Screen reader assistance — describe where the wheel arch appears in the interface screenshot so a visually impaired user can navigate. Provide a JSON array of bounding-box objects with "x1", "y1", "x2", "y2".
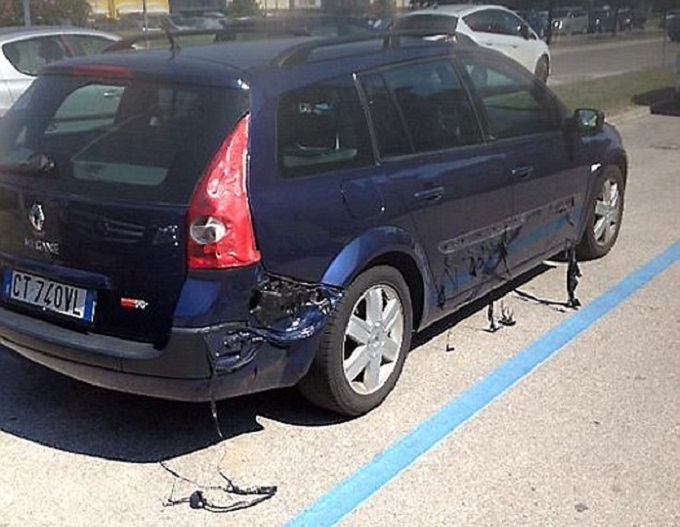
[
  {"x1": 320, "y1": 226, "x2": 431, "y2": 331},
  {"x1": 534, "y1": 54, "x2": 550, "y2": 82}
]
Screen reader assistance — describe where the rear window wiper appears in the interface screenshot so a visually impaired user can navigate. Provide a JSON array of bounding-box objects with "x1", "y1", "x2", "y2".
[{"x1": 0, "y1": 153, "x2": 56, "y2": 175}]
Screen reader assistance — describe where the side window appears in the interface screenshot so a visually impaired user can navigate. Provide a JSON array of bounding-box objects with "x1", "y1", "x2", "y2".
[
  {"x1": 462, "y1": 57, "x2": 562, "y2": 139},
  {"x1": 497, "y1": 11, "x2": 525, "y2": 36},
  {"x1": 464, "y1": 11, "x2": 495, "y2": 33},
  {"x1": 366, "y1": 60, "x2": 482, "y2": 155},
  {"x1": 47, "y1": 84, "x2": 123, "y2": 134},
  {"x1": 277, "y1": 76, "x2": 372, "y2": 176},
  {"x1": 65, "y1": 35, "x2": 116, "y2": 56},
  {"x1": 2, "y1": 44, "x2": 22, "y2": 71},
  {"x1": 360, "y1": 73, "x2": 411, "y2": 157},
  {"x1": 3, "y1": 36, "x2": 70, "y2": 76}
]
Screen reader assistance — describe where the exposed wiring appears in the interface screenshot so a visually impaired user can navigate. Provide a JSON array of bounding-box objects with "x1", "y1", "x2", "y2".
[{"x1": 160, "y1": 461, "x2": 277, "y2": 513}]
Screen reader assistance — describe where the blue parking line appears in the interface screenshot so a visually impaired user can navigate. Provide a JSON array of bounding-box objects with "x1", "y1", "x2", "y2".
[{"x1": 286, "y1": 241, "x2": 680, "y2": 527}]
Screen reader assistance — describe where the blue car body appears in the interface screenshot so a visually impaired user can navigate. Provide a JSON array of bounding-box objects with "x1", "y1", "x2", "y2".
[{"x1": 0, "y1": 36, "x2": 627, "y2": 408}]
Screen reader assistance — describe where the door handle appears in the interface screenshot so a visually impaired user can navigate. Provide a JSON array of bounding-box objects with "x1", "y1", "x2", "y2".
[
  {"x1": 414, "y1": 186, "x2": 445, "y2": 202},
  {"x1": 512, "y1": 166, "x2": 534, "y2": 179}
]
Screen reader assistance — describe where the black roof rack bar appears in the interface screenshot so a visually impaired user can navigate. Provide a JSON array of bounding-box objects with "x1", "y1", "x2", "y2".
[{"x1": 274, "y1": 29, "x2": 460, "y2": 68}]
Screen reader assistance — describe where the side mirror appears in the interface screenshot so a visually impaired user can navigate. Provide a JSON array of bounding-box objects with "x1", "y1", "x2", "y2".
[
  {"x1": 519, "y1": 24, "x2": 530, "y2": 39},
  {"x1": 567, "y1": 108, "x2": 605, "y2": 134}
]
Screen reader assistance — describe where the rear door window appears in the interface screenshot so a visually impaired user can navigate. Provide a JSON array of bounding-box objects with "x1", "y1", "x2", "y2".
[
  {"x1": 394, "y1": 14, "x2": 459, "y2": 35},
  {"x1": 3, "y1": 36, "x2": 70, "y2": 76},
  {"x1": 63, "y1": 34, "x2": 116, "y2": 55},
  {"x1": 0, "y1": 75, "x2": 248, "y2": 204},
  {"x1": 465, "y1": 9, "x2": 525, "y2": 36}
]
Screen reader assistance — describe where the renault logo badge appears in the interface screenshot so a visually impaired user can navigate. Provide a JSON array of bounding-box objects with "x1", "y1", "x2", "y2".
[{"x1": 28, "y1": 202, "x2": 45, "y2": 232}]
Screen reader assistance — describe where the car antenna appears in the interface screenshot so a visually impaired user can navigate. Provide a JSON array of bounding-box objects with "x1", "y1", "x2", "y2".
[{"x1": 160, "y1": 19, "x2": 181, "y2": 54}]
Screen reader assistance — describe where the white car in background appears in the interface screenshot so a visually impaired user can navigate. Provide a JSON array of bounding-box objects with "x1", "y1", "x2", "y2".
[
  {"x1": 394, "y1": 5, "x2": 551, "y2": 82},
  {"x1": 675, "y1": 50, "x2": 680, "y2": 102},
  {"x1": 0, "y1": 26, "x2": 119, "y2": 116}
]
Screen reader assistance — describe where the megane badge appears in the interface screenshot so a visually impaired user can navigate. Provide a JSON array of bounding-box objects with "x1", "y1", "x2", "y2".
[{"x1": 28, "y1": 202, "x2": 45, "y2": 232}]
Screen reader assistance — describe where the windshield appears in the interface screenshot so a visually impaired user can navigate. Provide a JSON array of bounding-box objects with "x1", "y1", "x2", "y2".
[
  {"x1": 0, "y1": 74, "x2": 248, "y2": 205},
  {"x1": 552, "y1": 9, "x2": 570, "y2": 18}
]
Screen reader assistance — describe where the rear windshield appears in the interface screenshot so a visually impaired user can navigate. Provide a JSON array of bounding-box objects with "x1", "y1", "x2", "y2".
[
  {"x1": 0, "y1": 74, "x2": 248, "y2": 205},
  {"x1": 394, "y1": 14, "x2": 458, "y2": 35}
]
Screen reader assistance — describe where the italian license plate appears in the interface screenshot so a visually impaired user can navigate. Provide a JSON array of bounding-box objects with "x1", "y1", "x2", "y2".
[{"x1": 2, "y1": 270, "x2": 96, "y2": 322}]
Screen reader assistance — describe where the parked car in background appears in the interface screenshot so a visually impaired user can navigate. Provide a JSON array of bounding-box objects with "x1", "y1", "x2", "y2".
[
  {"x1": 394, "y1": 5, "x2": 551, "y2": 81},
  {"x1": 588, "y1": 8, "x2": 617, "y2": 33},
  {"x1": 617, "y1": 8, "x2": 646, "y2": 31},
  {"x1": 0, "y1": 26, "x2": 119, "y2": 116},
  {"x1": 516, "y1": 9, "x2": 549, "y2": 39},
  {"x1": 551, "y1": 7, "x2": 589, "y2": 35},
  {"x1": 188, "y1": 11, "x2": 228, "y2": 30},
  {"x1": 0, "y1": 32, "x2": 626, "y2": 416},
  {"x1": 665, "y1": 10, "x2": 680, "y2": 41},
  {"x1": 675, "y1": 50, "x2": 680, "y2": 101}
]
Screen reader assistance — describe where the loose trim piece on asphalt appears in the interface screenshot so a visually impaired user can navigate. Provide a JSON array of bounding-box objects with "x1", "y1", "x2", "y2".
[{"x1": 286, "y1": 241, "x2": 680, "y2": 527}]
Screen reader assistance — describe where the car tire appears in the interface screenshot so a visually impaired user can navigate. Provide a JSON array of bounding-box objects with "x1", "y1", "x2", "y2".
[
  {"x1": 535, "y1": 55, "x2": 549, "y2": 83},
  {"x1": 298, "y1": 265, "x2": 412, "y2": 416},
  {"x1": 576, "y1": 164, "x2": 625, "y2": 260}
]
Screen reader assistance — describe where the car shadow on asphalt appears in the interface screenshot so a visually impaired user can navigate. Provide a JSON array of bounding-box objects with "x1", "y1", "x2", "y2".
[
  {"x1": 0, "y1": 350, "x2": 343, "y2": 462},
  {"x1": 635, "y1": 88, "x2": 680, "y2": 117},
  {"x1": 0, "y1": 263, "x2": 560, "y2": 463}
]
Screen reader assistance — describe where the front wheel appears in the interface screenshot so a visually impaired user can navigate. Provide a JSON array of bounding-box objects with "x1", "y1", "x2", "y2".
[
  {"x1": 298, "y1": 266, "x2": 412, "y2": 416},
  {"x1": 577, "y1": 165, "x2": 625, "y2": 260}
]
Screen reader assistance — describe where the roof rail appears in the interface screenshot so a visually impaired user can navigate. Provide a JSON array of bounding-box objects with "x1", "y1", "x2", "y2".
[
  {"x1": 104, "y1": 25, "x2": 310, "y2": 53},
  {"x1": 273, "y1": 29, "x2": 466, "y2": 68}
]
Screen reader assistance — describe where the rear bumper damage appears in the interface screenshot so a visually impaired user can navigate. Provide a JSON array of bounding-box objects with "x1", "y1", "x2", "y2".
[{"x1": 0, "y1": 273, "x2": 342, "y2": 401}]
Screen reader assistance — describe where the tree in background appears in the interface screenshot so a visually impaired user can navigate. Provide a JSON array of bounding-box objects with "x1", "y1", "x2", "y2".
[
  {"x1": 0, "y1": 0, "x2": 20, "y2": 25},
  {"x1": 323, "y1": 0, "x2": 370, "y2": 17},
  {"x1": 0, "y1": 0, "x2": 91, "y2": 26},
  {"x1": 369, "y1": 0, "x2": 396, "y2": 19},
  {"x1": 227, "y1": 0, "x2": 260, "y2": 17}
]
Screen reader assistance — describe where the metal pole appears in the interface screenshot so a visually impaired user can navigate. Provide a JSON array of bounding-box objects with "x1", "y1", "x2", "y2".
[
  {"x1": 22, "y1": 0, "x2": 31, "y2": 26},
  {"x1": 142, "y1": 0, "x2": 148, "y2": 31}
]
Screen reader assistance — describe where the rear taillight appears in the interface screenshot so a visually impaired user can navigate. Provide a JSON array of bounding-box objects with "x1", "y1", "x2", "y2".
[{"x1": 187, "y1": 115, "x2": 261, "y2": 270}]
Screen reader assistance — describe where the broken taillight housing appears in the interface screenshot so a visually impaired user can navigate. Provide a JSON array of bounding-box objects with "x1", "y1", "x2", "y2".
[{"x1": 187, "y1": 114, "x2": 261, "y2": 269}]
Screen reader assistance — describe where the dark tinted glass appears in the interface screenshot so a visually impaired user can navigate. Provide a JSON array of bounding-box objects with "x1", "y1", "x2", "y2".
[
  {"x1": 465, "y1": 9, "x2": 523, "y2": 36},
  {"x1": 368, "y1": 59, "x2": 482, "y2": 154},
  {"x1": 277, "y1": 76, "x2": 373, "y2": 176},
  {"x1": 394, "y1": 14, "x2": 458, "y2": 35},
  {"x1": 0, "y1": 75, "x2": 248, "y2": 204},
  {"x1": 360, "y1": 73, "x2": 411, "y2": 157},
  {"x1": 3, "y1": 36, "x2": 70, "y2": 76}
]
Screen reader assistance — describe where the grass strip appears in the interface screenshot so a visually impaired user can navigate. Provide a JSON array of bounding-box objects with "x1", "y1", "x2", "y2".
[{"x1": 551, "y1": 66, "x2": 674, "y2": 115}]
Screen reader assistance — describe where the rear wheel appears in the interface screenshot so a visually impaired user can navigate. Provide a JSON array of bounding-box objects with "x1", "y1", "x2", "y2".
[
  {"x1": 298, "y1": 266, "x2": 412, "y2": 416},
  {"x1": 577, "y1": 165, "x2": 625, "y2": 260}
]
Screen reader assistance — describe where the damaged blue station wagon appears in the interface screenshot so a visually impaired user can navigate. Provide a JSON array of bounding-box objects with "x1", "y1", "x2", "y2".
[{"x1": 0, "y1": 33, "x2": 627, "y2": 415}]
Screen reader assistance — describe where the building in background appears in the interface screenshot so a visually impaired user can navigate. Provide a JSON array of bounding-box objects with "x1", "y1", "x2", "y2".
[
  {"x1": 87, "y1": 0, "x2": 170, "y2": 19},
  {"x1": 168, "y1": 0, "x2": 227, "y2": 13}
]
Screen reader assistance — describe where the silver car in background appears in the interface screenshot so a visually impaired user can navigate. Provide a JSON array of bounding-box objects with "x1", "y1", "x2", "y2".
[
  {"x1": 551, "y1": 7, "x2": 589, "y2": 35},
  {"x1": 0, "y1": 26, "x2": 119, "y2": 116}
]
